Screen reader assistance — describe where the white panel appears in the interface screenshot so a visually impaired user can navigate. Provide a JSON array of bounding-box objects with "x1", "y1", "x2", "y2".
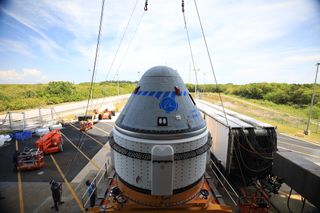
[
  {"x1": 174, "y1": 152, "x2": 207, "y2": 188},
  {"x1": 151, "y1": 145, "x2": 174, "y2": 195},
  {"x1": 114, "y1": 151, "x2": 151, "y2": 189},
  {"x1": 205, "y1": 117, "x2": 229, "y2": 169}
]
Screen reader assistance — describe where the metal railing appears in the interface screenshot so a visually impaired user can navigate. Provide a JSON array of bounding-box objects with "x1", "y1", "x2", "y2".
[{"x1": 208, "y1": 159, "x2": 239, "y2": 206}]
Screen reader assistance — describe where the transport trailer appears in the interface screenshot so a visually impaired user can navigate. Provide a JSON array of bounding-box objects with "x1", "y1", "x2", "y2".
[
  {"x1": 197, "y1": 100, "x2": 281, "y2": 211},
  {"x1": 196, "y1": 100, "x2": 277, "y2": 184}
]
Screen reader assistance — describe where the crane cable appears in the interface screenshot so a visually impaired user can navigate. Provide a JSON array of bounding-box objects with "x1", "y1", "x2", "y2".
[
  {"x1": 111, "y1": 11, "x2": 145, "y2": 81},
  {"x1": 68, "y1": 0, "x2": 105, "y2": 177},
  {"x1": 192, "y1": 0, "x2": 229, "y2": 127},
  {"x1": 181, "y1": 0, "x2": 199, "y2": 99},
  {"x1": 104, "y1": 0, "x2": 140, "y2": 81},
  {"x1": 85, "y1": 0, "x2": 106, "y2": 117}
]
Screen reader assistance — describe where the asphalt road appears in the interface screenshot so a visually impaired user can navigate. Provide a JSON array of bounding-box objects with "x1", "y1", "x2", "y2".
[
  {"x1": 0, "y1": 120, "x2": 115, "y2": 213},
  {"x1": 0, "y1": 95, "x2": 129, "y2": 121},
  {"x1": 277, "y1": 134, "x2": 320, "y2": 166},
  {"x1": 0, "y1": 121, "x2": 113, "y2": 182}
]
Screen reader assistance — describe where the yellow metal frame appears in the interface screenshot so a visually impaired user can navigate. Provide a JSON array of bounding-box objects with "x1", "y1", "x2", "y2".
[{"x1": 90, "y1": 177, "x2": 232, "y2": 212}]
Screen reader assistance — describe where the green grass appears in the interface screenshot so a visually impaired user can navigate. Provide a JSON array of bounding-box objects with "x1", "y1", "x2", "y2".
[
  {"x1": 0, "y1": 81, "x2": 136, "y2": 113},
  {"x1": 200, "y1": 93, "x2": 320, "y2": 144}
]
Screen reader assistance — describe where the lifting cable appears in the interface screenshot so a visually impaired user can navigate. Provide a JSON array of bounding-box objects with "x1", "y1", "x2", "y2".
[
  {"x1": 77, "y1": 0, "x2": 106, "y2": 174},
  {"x1": 104, "y1": 0, "x2": 140, "y2": 81},
  {"x1": 192, "y1": 0, "x2": 229, "y2": 127},
  {"x1": 84, "y1": 0, "x2": 106, "y2": 117},
  {"x1": 64, "y1": 133, "x2": 86, "y2": 176},
  {"x1": 111, "y1": 11, "x2": 145, "y2": 81},
  {"x1": 52, "y1": 110, "x2": 106, "y2": 177},
  {"x1": 181, "y1": 0, "x2": 199, "y2": 98}
]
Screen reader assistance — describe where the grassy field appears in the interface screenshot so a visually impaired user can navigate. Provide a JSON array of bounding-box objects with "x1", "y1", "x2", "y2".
[
  {"x1": 0, "y1": 81, "x2": 136, "y2": 113},
  {"x1": 200, "y1": 93, "x2": 320, "y2": 144}
]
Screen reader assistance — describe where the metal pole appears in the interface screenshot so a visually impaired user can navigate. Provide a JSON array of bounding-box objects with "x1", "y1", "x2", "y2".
[
  {"x1": 194, "y1": 68, "x2": 199, "y2": 99},
  {"x1": 137, "y1": 71, "x2": 140, "y2": 80},
  {"x1": 194, "y1": 69, "x2": 197, "y2": 98},
  {"x1": 305, "y1": 62, "x2": 320, "y2": 135},
  {"x1": 8, "y1": 112, "x2": 12, "y2": 129},
  {"x1": 117, "y1": 75, "x2": 120, "y2": 96},
  {"x1": 38, "y1": 108, "x2": 43, "y2": 126},
  {"x1": 51, "y1": 108, "x2": 54, "y2": 122}
]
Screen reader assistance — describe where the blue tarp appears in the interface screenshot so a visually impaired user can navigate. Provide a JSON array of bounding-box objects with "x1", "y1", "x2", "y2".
[{"x1": 11, "y1": 131, "x2": 32, "y2": 141}]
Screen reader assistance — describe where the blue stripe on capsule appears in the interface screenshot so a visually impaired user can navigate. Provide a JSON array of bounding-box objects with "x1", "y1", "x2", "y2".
[
  {"x1": 148, "y1": 91, "x2": 155, "y2": 96},
  {"x1": 142, "y1": 91, "x2": 148, "y2": 96},
  {"x1": 170, "y1": 92, "x2": 176, "y2": 98},
  {"x1": 163, "y1": 91, "x2": 170, "y2": 98},
  {"x1": 155, "y1": 91, "x2": 163, "y2": 99},
  {"x1": 183, "y1": 91, "x2": 187, "y2": 96},
  {"x1": 137, "y1": 91, "x2": 143, "y2": 95}
]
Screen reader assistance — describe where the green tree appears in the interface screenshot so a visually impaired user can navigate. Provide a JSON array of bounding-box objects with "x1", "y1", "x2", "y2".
[{"x1": 47, "y1": 81, "x2": 75, "y2": 95}]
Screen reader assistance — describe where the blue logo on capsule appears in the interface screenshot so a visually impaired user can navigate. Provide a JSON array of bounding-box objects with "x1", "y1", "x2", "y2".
[{"x1": 159, "y1": 97, "x2": 178, "y2": 113}]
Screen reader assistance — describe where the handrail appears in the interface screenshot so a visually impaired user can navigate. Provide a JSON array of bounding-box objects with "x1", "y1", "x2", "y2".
[
  {"x1": 208, "y1": 160, "x2": 239, "y2": 205},
  {"x1": 210, "y1": 159, "x2": 239, "y2": 198},
  {"x1": 81, "y1": 157, "x2": 109, "y2": 207}
]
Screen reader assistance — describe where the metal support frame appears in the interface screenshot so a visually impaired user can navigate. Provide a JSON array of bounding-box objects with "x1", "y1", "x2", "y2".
[
  {"x1": 8, "y1": 112, "x2": 12, "y2": 129},
  {"x1": 38, "y1": 108, "x2": 43, "y2": 125},
  {"x1": 50, "y1": 108, "x2": 55, "y2": 122},
  {"x1": 305, "y1": 62, "x2": 320, "y2": 135}
]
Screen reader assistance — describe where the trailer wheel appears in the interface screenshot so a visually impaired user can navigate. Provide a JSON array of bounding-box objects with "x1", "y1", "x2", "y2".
[{"x1": 108, "y1": 114, "x2": 112, "y2": 119}]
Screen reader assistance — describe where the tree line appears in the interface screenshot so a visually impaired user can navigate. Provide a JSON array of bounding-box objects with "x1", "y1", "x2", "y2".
[
  {"x1": 1, "y1": 81, "x2": 319, "y2": 118},
  {"x1": 0, "y1": 81, "x2": 136, "y2": 112},
  {"x1": 186, "y1": 83, "x2": 320, "y2": 118}
]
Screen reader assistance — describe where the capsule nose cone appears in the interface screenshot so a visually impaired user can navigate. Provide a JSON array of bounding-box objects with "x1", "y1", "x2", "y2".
[{"x1": 115, "y1": 66, "x2": 205, "y2": 134}]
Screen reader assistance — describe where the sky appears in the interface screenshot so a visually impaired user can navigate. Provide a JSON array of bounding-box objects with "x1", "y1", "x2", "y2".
[{"x1": 0, "y1": 0, "x2": 319, "y2": 84}]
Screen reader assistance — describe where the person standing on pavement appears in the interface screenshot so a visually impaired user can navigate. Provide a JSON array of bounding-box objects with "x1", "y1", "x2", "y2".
[
  {"x1": 50, "y1": 180, "x2": 64, "y2": 211},
  {"x1": 12, "y1": 150, "x2": 19, "y2": 172},
  {"x1": 86, "y1": 180, "x2": 97, "y2": 207}
]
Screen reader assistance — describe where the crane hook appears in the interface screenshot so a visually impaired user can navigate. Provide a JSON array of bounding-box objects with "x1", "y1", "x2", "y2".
[{"x1": 144, "y1": 0, "x2": 148, "y2": 11}]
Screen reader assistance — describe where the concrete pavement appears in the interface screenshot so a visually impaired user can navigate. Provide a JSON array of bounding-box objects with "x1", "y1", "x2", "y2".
[{"x1": 277, "y1": 134, "x2": 320, "y2": 166}]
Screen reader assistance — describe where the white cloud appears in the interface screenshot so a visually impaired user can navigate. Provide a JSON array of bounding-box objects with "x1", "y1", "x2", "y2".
[
  {"x1": 0, "y1": 7, "x2": 61, "y2": 52},
  {"x1": 0, "y1": 69, "x2": 48, "y2": 84},
  {"x1": 0, "y1": 39, "x2": 35, "y2": 58},
  {"x1": 1, "y1": 0, "x2": 319, "y2": 84}
]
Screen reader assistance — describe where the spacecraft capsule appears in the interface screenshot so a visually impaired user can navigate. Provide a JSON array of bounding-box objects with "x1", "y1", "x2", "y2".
[{"x1": 111, "y1": 66, "x2": 211, "y2": 196}]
